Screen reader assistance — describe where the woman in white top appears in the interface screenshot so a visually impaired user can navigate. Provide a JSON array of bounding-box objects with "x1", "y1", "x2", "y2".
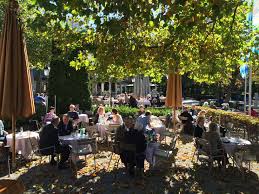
[{"x1": 111, "y1": 108, "x2": 123, "y2": 125}]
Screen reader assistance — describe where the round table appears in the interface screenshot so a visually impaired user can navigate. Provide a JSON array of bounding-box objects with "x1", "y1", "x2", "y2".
[
  {"x1": 222, "y1": 137, "x2": 251, "y2": 155},
  {"x1": 59, "y1": 135, "x2": 95, "y2": 163},
  {"x1": 6, "y1": 131, "x2": 39, "y2": 159},
  {"x1": 59, "y1": 134, "x2": 90, "y2": 145}
]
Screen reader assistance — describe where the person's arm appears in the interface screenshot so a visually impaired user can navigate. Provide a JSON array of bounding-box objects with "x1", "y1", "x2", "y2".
[{"x1": 43, "y1": 114, "x2": 47, "y2": 124}]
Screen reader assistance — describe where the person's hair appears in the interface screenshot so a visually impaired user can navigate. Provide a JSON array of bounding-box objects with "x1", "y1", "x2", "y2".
[
  {"x1": 69, "y1": 104, "x2": 75, "y2": 109},
  {"x1": 97, "y1": 106, "x2": 105, "y2": 115},
  {"x1": 196, "y1": 116, "x2": 205, "y2": 125},
  {"x1": 51, "y1": 116, "x2": 60, "y2": 124},
  {"x1": 208, "y1": 122, "x2": 218, "y2": 132},
  {"x1": 112, "y1": 108, "x2": 118, "y2": 114},
  {"x1": 139, "y1": 105, "x2": 145, "y2": 109},
  {"x1": 62, "y1": 114, "x2": 70, "y2": 119},
  {"x1": 49, "y1": 106, "x2": 55, "y2": 111},
  {"x1": 145, "y1": 110, "x2": 151, "y2": 116},
  {"x1": 198, "y1": 110, "x2": 206, "y2": 117}
]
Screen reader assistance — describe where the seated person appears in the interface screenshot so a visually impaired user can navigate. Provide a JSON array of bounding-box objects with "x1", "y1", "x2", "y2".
[
  {"x1": 39, "y1": 117, "x2": 71, "y2": 169},
  {"x1": 43, "y1": 106, "x2": 56, "y2": 125},
  {"x1": 58, "y1": 114, "x2": 73, "y2": 136},
  {"x1": 135, "y1": 111, "x2": 151, "y2": 132},
  {"x1": 179, "y1": 107, "x2": 194, "y2": 135},
  {"x1": 202, "y1": 122, "x2": 228, "y2": 166},
  {"x1": 119, "y1": 119, "x2": 147, "y2": 177},
  {"x1": 190, "y1": 105, "x2": 197, "y2": 116},
  {"x1": 94, "y1": 105, "x2": 105, "y2": 124},
  {"x1": 197, "y1": 110, "x2": 207, "y2": 117},
  {"x1": 111, "y1": 108, "x2": 123, "y2": 125},
  {"x1": 194, "y1": 116, "x2": 206, "y2": 138},
  {"x1": 0, "y1": 120, "x2": 8, "y2": 145},
  {"x1": 75, "y1": 104, "x2": 83, "y2": 114},
  {"x1": 136, "y1": 105, "x2": 145, "y2": 117},
  {"x1": 67, "y1": 104, "x2": 79, "y2": 121}
]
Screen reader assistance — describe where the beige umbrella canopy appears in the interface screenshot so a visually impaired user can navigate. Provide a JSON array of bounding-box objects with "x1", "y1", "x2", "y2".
[
  {"x1": 0, "y1": 0, "x2": 35, "y2": 165},
  {"x1": 165, "y1": 72, "x2": 182, "y2": 129}
]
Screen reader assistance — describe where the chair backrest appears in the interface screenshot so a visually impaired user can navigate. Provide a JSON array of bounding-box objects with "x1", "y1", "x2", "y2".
[{"x1": 74, "y1": 138, "x2": 97, "y2": 154}]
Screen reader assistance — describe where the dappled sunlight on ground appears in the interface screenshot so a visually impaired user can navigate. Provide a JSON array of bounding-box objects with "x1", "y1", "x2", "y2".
[{"x1": 1, "y1": 137, "x2": 259, "y2": 194}]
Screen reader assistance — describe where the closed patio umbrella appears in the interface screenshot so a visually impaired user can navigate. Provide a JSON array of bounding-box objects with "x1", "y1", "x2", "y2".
[
  {"x1": 142, "y1": 76, "x2": 151, "y2": 97},
  {"x1": 165, "y1": 72, "x2": 182, "y2": 129},
  {"x1": 0, "y1": 0, "x2": 35, "y2": 166},
  {"x1": 134, "y1": 75, "x2": 150, "y2": 97}
]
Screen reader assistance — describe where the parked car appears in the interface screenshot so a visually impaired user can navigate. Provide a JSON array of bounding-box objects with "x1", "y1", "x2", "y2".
[{"x1": 182, "y1": 99, "x2": 200, "y2": 106}]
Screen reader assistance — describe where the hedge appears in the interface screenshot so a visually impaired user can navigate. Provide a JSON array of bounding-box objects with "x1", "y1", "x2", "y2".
[
  {"x1": 195, "y1": 106, "x2": 259, "y2": 138},
  {"x1": 104, "y1": 106, "x2": 172, "y2": 118},
  {"x1": 104, "y1": 105, "x2": 258, "y2": 135}
]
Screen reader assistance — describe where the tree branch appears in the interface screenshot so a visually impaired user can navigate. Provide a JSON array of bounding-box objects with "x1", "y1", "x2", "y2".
[{"x1": 230, "y1": 4, "x2": 239, "y2": 33}]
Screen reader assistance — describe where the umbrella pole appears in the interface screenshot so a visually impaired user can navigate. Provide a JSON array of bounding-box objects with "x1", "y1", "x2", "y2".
[
  {"x1": 12, "y1": 114, "x2": 16, "y2": 169},
  {"x1": 173, "y1": 107, "x2": 176, "y2": 130}
]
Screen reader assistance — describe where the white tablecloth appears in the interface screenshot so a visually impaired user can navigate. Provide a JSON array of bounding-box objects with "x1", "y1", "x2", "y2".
[
  {"x1": 150, "y1": 116, "x2": 166, "y2": 139},
  {"x1": 138, "y1": 99, "x2": 151, "y2": 106},
  {"x1": 79, "y1": 114, "x2": 89, "y2": 123},
  {"x1": 222, "y1": 137, "x2": 251, "y2": 155},
  {"x1": 59, "y1": 135, "x2": 92, "y2": 152},
  {"x1": 6, "y1": 131, "x2": 39, "y2": 159}
]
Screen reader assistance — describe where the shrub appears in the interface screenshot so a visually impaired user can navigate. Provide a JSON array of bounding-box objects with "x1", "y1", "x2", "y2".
[
  {"x1": 104, "y1": 106, "x2": 172, "y2": 118},
  {"x1": 195, "y1": 106, "x2": 259, "y2": 137},
  {"x1": 48, "y1": 52, "x2": 92, "y2": 114}
]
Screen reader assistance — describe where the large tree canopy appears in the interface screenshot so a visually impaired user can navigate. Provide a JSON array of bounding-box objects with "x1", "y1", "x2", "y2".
[{"x1": 1, "y1": 0, "x2": 258, "y2": 83}]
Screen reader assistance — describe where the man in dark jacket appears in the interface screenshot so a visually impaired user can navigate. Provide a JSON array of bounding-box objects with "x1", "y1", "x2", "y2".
[
  {"x1": 39, "y1": 117, "x2": 70, "y2": 169},
  {"x1": 179, "y1": 107, "x2": 194, "y2": 135},
  {"x1": 119, "y1": 119, "x2": 147, "y2": 177},
  {"x1": 58, "y1": 114, "x2": 74, "y2": 136}
]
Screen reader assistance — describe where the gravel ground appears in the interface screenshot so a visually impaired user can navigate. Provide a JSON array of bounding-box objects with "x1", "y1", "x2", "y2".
[{"x1": 1, "y1": 135, "x2": 259, "y2": 194}]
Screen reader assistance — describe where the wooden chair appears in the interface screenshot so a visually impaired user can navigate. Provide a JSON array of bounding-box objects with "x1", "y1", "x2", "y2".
[{"x1": 70, "y1": 138, "x2": 97, "y2": 178}]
